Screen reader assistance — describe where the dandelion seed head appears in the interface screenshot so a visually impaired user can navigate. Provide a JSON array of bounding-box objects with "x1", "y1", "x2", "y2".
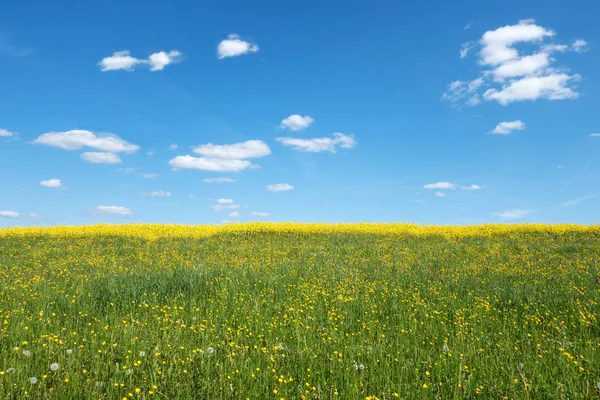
[
  {"x1": 23, "y1": 350, "x2": 31, "y2": 357},
  {"x1": 6, "y1": 368, "x2": 16, "y2": 374},
  {"x1": 66, "y1": 349, "x2": 73, "y2": 355},
  {"x1": 29, "y1": 377, "x2": 38, "y2": 384},
  {"x1": 125, "y1": 369, "x2": 133, "y2": 375},
  {"x1": 50, "y1": 363, "x2": 59, "y2": 371},
  {"x1": 139, "y1": 351, "x2": 146, "y2": 357},
  {"x1": 207, "y1": 346, "x2": 214, "y2": 354}
]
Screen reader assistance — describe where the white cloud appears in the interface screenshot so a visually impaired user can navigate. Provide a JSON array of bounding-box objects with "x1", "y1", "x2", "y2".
[
  {"x1": 435, "y1": 191, "x2": 446, "y2": 197},
  {"x1": 143, "y1": 190, "x2": 171, "y2": 197},
  {"x1": 480, "y1": 19, "x2": 554, "y2": 66},
  {"x1": 169, "y1": 144, "x2": 179, "y2": 150},
  {"x1": 98, "y1": 50, "x2": 182, "y2": 71},
  {"x1": 557, "y1": 164, "x2": 564, "y2": 169},
  {"x1": 491, "y1": 52, "x2": 550, "y2": 81},
  {"x1": 217, "y1": 34, "x2": 259, "y2": 59},
  {"x1": 98, "y1": 51, "x2": 143, "y2": 71},
  {"x1": 169, "y1": 156, "x2": 255, "y2": 172},
  {"x1": 89, "y1": 205, "x2": 132, "y2": 215},
  {"x1": 203, "y1": 177, "x2": 236, "y2": 183},
  {"x1": 228, "y1": 212, "x2": 240, "y2": 218},
  {"x1": 572, "y1": 39, "x2": 588, "y2": 53},
  {"x1": 141, "y1": 173, "x2": 158, "y2": 178},
  {"x1": 251, "y1": 211, "x2": 269, "y2": 217},
  {"x1": 193, "y1": 140, "x2": 271, "y2": 159},
  {"x1": 40, "y1": 179, "x2": 64, "y2": 189},
  {"x1": 276, "y1": 132, "x2": 356, "y2": 153},
  {"x1": 118, "y1": 167, "x2": 136, "y2": 174},
  {"x1": 148, "y1": 50, "x2": 182, "y2": 71},
  {"x1": 589, "y1": 133, "x2": 600, "y2": 137},
  {"x1": 81, "y1": 152, "x2": 122, "y2": 164},
  {"x1": 491, "y1": 120, "x2": 526, "y2": 135},
  {"x1": 0, "y1": 211, "x2": 20, "y2": 218},
  {"x1": 423, "y1": 182, "x2": 457, "y2": 190},
  {"x1": 0, "y1": 128, "x2": 16, "y2": 137},
  {"x1": 280, "y1": 115, "x2": 315, "y2": 131},
  {"x1": 483, "y1": 73, "x2": 580, "y2": 105},
  {"x1": 211, "y1": 199, "x2": 241, "y2": 212},
  {"x1": 460, "y1": 184, "x2": 484, "y2": 191},
  {"x1": 266, "y1": 183, "x2": 294, "y2": 192},
  {"x1": 493, "y1": 209, "x2": 534, "y2": 220},
  {"x1": 33, "y1": 130, "x2": 139, "y2": 153},
  {"x1": 147, "y1": 151, "x2": 155, "y2": 156},
  {"x1": 445, "y1": 19, "x2": 586, "y2": 106},
  {"x1": 560, "y1": 193, "x2": 598, "y2": 207}
]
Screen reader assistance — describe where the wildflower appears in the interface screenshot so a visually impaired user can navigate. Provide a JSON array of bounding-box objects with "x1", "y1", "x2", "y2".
[
  {"x1": 30, "y1": 377, "x2": 38, "y2": 384},
  {"x1": 359, "y1": 364, "x2": 365, "y2": 371},
  {"x1": 50, "y1": 363, "x2": 59, "y2": 371},
  {"x1": 207, "y1": 346, "x2": 214, "y2": 354},
  {"x1": 353, "y1": 363, "x2": 359, "y2": 371},
  {"x1": 6, "y1": 368, "x2": 16, "y2": 374},
  {"x1": 66, "y1": 349, "x2": 73, "y2": 355},
  {"x1": 518, "y1": 362, "x2": 524, "y2": 370},
  {"x1": 125, "y1": 369, "x2": 133, "y2": 375},
  {"x1": 442, "y1": 343, "x2": 449, "y2": 352},
  {"x1": 139, "y1": 351, "x2": 146, "y2": 357},
  {"x1": 96, "y1": 381, "x2": 103, "y2": 387},
  {"x1": 23, "y1": 350, "x2": 31, "y2": 357}
]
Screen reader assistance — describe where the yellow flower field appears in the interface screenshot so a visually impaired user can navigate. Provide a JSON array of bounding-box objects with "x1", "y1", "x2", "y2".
[{"x1": 0, "y1": 224, "x2": 599, "y2": 399}]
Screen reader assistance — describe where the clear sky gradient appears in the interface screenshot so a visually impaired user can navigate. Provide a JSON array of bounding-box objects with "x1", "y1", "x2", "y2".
[{"x1": 1, "y1": 0, "x2": 599, "y2": 226}]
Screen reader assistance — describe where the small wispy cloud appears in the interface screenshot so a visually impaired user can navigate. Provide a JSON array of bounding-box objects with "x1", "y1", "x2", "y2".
[
  {"x1": 251, "y1": 211, "x2": 270, "y2": 217},
  {"x1": 560, "y1": 193, "x2": 599, "y2": 207},
  {"x1": 266, "y1": 183, "x2": 294, "y2": 192},
  {"x1": 142, "y1": 190, "x2": 171, "y2": 197},
  {"x1": 202, "y1": 177, "x2": 236, "y2": 184},
  {"x1": 491, "y1": 120, "x2": 526, "y2": 135},
  {"x1": 423, "y1": 182, "x2": 456, "y2": 190},
  {"x1": 493, "y1": 209, "x2": 535, "y2": 220},
  {"x1": 89, "y1": 205, "x2": 132, "y2": 215}
]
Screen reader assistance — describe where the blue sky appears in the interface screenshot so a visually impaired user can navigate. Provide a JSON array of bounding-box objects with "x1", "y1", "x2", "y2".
[{"x1": 1, "y1": 0, "x2": 600, "y2": 226}]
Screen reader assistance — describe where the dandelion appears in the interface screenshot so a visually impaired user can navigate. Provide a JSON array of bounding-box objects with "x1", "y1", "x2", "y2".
[
  {"x1": 353, "y1": 363, "x2": 359, "y2": 371},
  {"x1": 66, "y1": 349, "x2": 73, "y2": 355},
  {"x1": 6, "y1": 368, "x2": 16, "y2": 374},
  {"x1": 518, "y1": 362, "x2": 524, "y2": 370},
  {"x1": 359, "y1": 364, "x2": 365, "y2": 371},
  {"x1": 125, "y1": 369, "x2": 133, "y2": 375},
  {"x1": 442, "y1": 343, "x2": 449, "y2": 352},
  {"x1": 207, "y1": 346, "x2": 214, "y2": 354},
  {"x1": 29, "y1": 377, "x2": 38, "y2": 384},
  {"x1": 96, "y1": 381, "x2": 103, "y2": 387},
  {"x1": 50, "y1": 363, "x2": 59, "y2": 371},
  {"x1": 23, "y1": 350, "x2": 31, "y2": 357},
  {"x1": 139, "y1": 351, "x2": 146, "y2": 357}
]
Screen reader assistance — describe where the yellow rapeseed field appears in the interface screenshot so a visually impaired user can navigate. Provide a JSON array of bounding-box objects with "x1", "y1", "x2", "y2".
[{"x1": 0, "y1": 223, "x2": 599, "y2": 399}]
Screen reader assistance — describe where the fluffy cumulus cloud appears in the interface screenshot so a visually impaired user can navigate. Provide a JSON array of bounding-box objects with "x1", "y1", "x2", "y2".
[
  {"x1": 0, "y1": 211, "x2": 21, "y2": 218},
  {"x1": 217, "y1": 34, "x2": 259, "y2": 59},
  {"x1": 491, "y1": 120, "x2": 526, "y2": 134},
  {"x1": 0, "y1": 128, "x2": 16, "y2": 137},
  {"x1": 280, "y1": 115, "x2": 315, "y2": 131},
  {"x1": 460, "y1": 184, "x2": 484, "y2": 191},
  {"x1": 33, "y1": 130, "x2": 139, "y2": 153},
  {"x1": 203, "y1": 177, "x2": 236, "y2": 183},
  {"x1": 143, "y1": 190, "x2": 171, "y2": 197},
  {"x1": 40, "y1": 179, "x2": 64, "y2": 188},
  {"x1": 98, "y1": 50, "x2": 182, "y2": 72},
  {"x1": 169, "y1": 156, "x2": 254, "y2": 172},
  {"x1": 211, "y1": 198, "x2": 241, "y2": 212},
  {"x1": 170, "y1": 140, "x2": 270, "y2": 172},
  {"x1": 493, "y1": 209, "x2": 534, "y2": 220},
  {"x1": 276, "y1": 133, "x2": 356, "y2": 153},
  {"x1": 81, "y1": 152, "x2": 123, "y2": 164},
  {"x1": 444, "y1": 19, "x2": 586, "y2": 106},
  {"x1": 266, "y1": 183, "x2": 294, "y2": 192},
  {"x1": 193, "y1": 140, "x2": 271, "y2": 159},
  {"x1": 423, "y1": 182, "x2": 457, "y2": 190},
  {"x1": 89, "y1": 206, "x2": 132, "y2": 215}
]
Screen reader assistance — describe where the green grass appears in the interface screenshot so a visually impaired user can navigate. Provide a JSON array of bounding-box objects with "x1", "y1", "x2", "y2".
[{"x1": 0, "y1": 228, "x2": 599, "y2": 399}]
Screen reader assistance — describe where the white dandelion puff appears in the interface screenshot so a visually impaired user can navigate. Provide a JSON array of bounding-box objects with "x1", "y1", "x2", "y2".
[
  {"x1": 352, "y1": 363, "x2": 359, "y2": 371},
  {"x1": 358, "y1": 364, "x2": 365, "y2": 371},
  {"x1": 29, "y1": 377, "x2": 38, "y2": 384},
  {"x1": 139, "y1": 351, "x2": 146, "y2": 357},
  {"x1": 442, "y1": 343, "x2": 449, "y2": 352},
  {"x1": 23, "y1": 350, "x2": 31, "y2": 357},
  {"x1": 6, "y1": 368, "x2": 15, "y2": 374},
  {"x1": 125, "y1": 369, "x2": 133, "y2": 375},
  {"x1": 518, "y1": 362, "x2": 524, "y2": 370},
  {"x1": 206, "y1": 346, "x2": 214, "y2": 354},
  {"x1": 66, "y1": 349, "x2": 73, "y2": 355},
  {"x1": 50, "y1": 363, "x2": 59, "y2": 371}
]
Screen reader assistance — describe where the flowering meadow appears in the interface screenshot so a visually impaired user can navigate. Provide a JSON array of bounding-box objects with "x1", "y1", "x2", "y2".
[{"x1": 0, "y1": 223, "x2": 599, "y2": 399}]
